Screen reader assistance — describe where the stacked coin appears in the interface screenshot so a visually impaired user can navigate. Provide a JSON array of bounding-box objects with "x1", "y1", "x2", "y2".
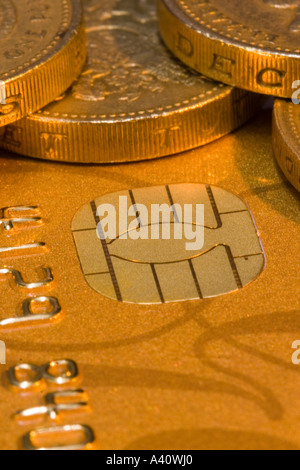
[
  {"x1": 273, "y1": 100, "x2": 300, "y2": 192},
  {"x1": 0, "y1": 0, "x2": 86, "y2": 127},
  {"x1": 0, "y1": 0, "x2": 264, "y2": 163},
  {"x1": 157, "y1": 0, "x2": 300, "y2": 191}
]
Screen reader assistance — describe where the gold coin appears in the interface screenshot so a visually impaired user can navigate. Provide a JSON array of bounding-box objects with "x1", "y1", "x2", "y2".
[
  {"x1": 0, "y1": 0, "x2": 263, "y2": 163},
  {"x1": 158, "y1": 0, "x2": 300, "y2": 98},
  {"x1": 0, "y1": 0, "x2": 86, "y2": 127},
  {"x1": 273, "y1": 99, "x2": 300, "y2": 192}
]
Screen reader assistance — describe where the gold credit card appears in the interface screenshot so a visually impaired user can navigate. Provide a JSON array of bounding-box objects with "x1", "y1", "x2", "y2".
[{"x1": 0, "y1": 109, "x2": 299, "y2": 450}]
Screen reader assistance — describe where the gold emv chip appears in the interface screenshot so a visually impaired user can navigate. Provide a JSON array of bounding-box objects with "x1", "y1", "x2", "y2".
[{"x1": 72, "y1": 184, "x2": 265, "y2": 304}]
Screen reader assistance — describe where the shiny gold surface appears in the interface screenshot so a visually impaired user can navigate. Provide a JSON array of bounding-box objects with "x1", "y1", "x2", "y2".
[
  {"x1": 0, "y1": 110, "x2": 299, "y2": 449},
  {"x1": 0, "y1": 0, "x2": 86, "y2": 127},
  {"x1": 158, "y1": 0, "x2": 300, "y2": 98},
  {"x1": 0, "y1": 0, "x2": 262, "y2": 163},
  {"x1": 273, "y1": 99, "x2": 300, "y2": 192}
]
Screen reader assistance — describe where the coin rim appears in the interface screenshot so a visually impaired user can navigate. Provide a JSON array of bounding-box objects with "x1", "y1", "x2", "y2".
[
  {"x1": 272, "y1": 99, "x2": 300, "y2": 192},
  {"x1": 165, "y1": 0, "x2": 300, "y2": 58},
  {"x1": 0, "y1": 88, "x2": 263, "y2": 163},
  {"x1": 0, "y1": 0, "x2": 86, "y2": 127},
  {"x1": 158, "y1": 0, "x2": 300, "y2": 98},
  {"x1": 1, "y1": 0, "x2": 82, "y2": 79}
]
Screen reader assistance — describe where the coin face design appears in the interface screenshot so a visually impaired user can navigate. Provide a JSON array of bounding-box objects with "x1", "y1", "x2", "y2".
[
  {"x1": 178, "y1": 0, "x2": 300, "y2": 51},
  {"x1": 1, "y1": 0, "x2": 263, "y2": 162},
  {"x1": 72, "y1": 184, "x2": 265, "y2": 304},
  {"x1": 47, "y1": 0, "x2": 221, "y2": 116},
  {"x1": 71, "y1": 0, "x2": 202, "y2": 107},
  {"x1": 273, "y1": 100, "x2": 300, "y2": 192},
  {"x1": 0, "y1": 0, "x2": 86, "y2": 126},
  {"x1": 158, "y1": 0, "x2": 300, "y2": 97}
]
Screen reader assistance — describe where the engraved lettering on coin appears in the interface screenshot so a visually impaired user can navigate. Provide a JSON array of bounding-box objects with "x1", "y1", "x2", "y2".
[
  {"x1": 210, "y1": 55, "x2": 236, "y2": 79},
  {"x1": 0, "y1": 0, "x2": 86, "y2": 127},
  {"x1": 0, "y1": 0, "x2": 16, "y2": 41},
  {"x1": 159, "y1": 0, "x2": 300, "y2": 97},
  {"x1": 176, "y1": 0, "x2": 300, "y2": 50},
  {"x1": 4, "y1": 0, "x2": 262, "y2": 162}
]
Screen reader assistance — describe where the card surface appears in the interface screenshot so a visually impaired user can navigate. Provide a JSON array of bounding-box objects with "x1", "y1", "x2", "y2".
[{"x1": 0, "y1": 110, "x2": 299, "y2": 450}]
